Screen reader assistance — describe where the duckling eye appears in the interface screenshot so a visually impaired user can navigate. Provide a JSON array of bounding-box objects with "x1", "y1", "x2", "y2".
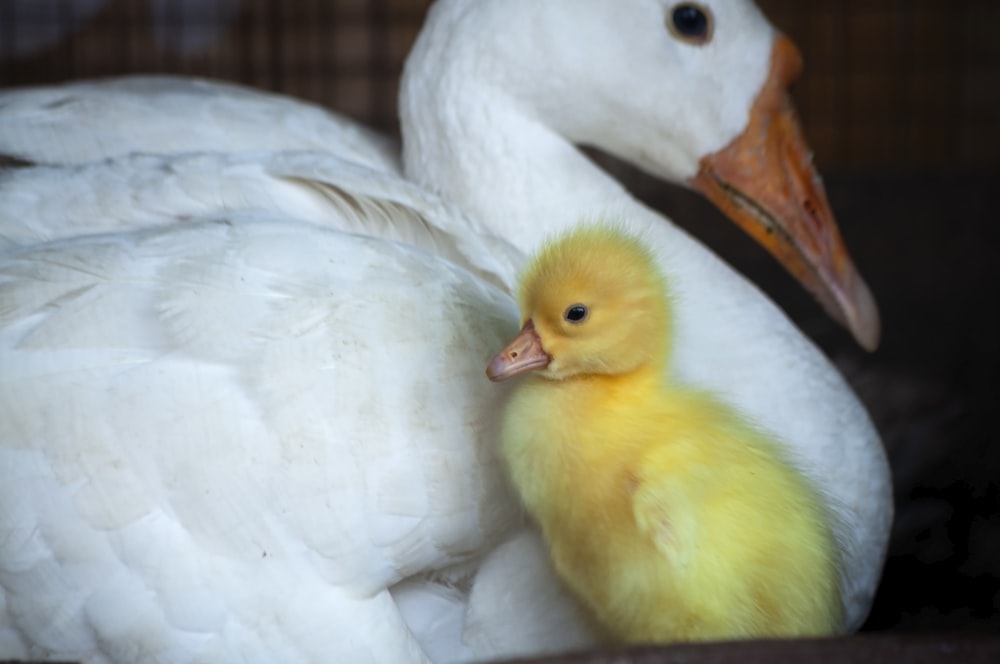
[
  {"x1": 667, "y1": 3, "x2": 713, "y2": 45},
  {"x1": 564, "y1": 304, "x2": 589, "y2": 324}
]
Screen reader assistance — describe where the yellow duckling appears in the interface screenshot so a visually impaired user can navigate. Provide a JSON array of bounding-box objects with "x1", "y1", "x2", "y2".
[{"x1": 487, "y1": 225, "x2": 843, "y2": 643}]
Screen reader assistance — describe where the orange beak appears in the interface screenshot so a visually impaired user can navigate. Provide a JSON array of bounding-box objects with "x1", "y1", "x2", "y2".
[
  {"x1": 689, "y1": 36, "x2": 880, "y2": 351},
  {"x1": 487, "y1": 320, "x2": 551, "y2": 382}
]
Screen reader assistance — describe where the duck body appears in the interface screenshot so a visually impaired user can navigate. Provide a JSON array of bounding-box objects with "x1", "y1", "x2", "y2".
[
  {"x1": 0, "y1": 215, "x2": 522, "y2": 663},
  {"x1": 492, "y1": 226, "x2": 842, "y2": 642}
]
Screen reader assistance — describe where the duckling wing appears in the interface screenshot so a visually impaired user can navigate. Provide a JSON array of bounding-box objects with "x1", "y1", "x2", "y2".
[
  {"x1": 631, "y1": 462, "x2": 702, "y2": 571},
  {"x1": 628, "y1": 415, "x2": 842, "y2": 640},
  {"x1": 0, "y1": 216, "x2": 521, "y2": 661}
]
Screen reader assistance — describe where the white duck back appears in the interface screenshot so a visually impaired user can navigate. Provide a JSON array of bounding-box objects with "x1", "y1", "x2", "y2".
[
  {"x1": 0, "y1": 76, "x2": 399, "y2": 173},
  {"x1": 0, "y1": 151, "x2": 520, "y2": 291}
]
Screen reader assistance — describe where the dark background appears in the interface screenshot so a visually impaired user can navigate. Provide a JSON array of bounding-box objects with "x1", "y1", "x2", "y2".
[{"x1": 2, "y1": 0, "x2": 998, "y2": 637}]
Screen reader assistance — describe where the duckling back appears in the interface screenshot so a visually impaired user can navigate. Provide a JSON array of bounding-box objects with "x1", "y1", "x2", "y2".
[{"x1": 492, "y1": 224, "x2": 843, "y2": 643}]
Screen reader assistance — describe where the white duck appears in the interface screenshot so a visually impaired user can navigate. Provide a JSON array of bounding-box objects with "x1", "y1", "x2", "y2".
[{"x1": 0, "y1": 0, "x2": 891, "y2": 662}]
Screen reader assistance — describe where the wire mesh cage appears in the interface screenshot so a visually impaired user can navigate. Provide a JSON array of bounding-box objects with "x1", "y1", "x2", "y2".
[
  {"x1": 0, "y1": 0, "x2": 430, "y2": 133},
  {"x1": 2, "y1": 0, "x2": 997, "y2": 170}
]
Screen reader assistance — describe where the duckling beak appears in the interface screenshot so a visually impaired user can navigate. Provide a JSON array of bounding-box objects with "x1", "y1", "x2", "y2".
[
  {"x1": 689, "y1": 35, "x2": 881, "y2": 351},
  {"x1": 487, "y1": 320, "x2": 552, "y2": 382}
]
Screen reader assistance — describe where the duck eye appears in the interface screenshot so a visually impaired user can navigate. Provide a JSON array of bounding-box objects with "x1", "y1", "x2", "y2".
[
  {"x1": 667, "y1": 3, "x2": 713, "y2": 45},
  {"x1": 564, "y1": 304, "x2": 589, "y2": 324}
]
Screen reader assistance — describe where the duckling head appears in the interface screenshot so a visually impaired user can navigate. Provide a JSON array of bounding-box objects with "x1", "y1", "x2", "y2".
[{"x1": 488, "y1": 225, "x2": 670, "y2": 382}]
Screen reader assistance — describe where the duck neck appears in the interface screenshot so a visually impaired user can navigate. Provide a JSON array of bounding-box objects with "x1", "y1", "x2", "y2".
[
  {"x1": 404, "y1": 105, "x2": 637, "y2": 256},
  {"x1": 400, "y1": 12, "x2": 653, "y2": 256}
]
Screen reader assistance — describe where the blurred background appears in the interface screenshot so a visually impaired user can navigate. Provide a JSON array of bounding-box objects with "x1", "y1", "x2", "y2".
[{"x1": 1, "y1": 0, "x2": 998, "y2": 636}]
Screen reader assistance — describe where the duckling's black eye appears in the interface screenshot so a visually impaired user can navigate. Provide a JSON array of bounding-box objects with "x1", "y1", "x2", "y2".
[
  {"x1": 667, "y1": 3, "x2": 713, "y2": 45},
  {"x1": 564, "y1": 304, "x2": 589, "y2": 324}
]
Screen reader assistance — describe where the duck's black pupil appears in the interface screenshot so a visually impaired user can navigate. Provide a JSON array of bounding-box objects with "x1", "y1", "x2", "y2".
[
  {"x1": 567, "y1": 306, "x2": 587, "y2": 322},
  {"x1": 672, "y1": 5, "x2": 707, "y2": 37}
]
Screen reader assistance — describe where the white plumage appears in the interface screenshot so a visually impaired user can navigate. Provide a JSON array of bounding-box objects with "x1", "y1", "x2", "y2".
[
  {"x1": 1, "y1": 215, "x2": 519, "y2": 662},
  {"x1": 0, "y1": 1, "x2": 891, "y2": 662}
]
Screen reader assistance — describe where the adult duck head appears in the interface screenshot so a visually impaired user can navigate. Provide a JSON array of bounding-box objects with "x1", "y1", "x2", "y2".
[{"x1": 401, "y1": 0, "x2": 880, "y2": 350}]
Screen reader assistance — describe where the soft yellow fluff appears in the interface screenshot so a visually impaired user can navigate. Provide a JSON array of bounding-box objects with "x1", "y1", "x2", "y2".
[{"x1": 492, "y1": 224, "x2": 843, "y2": 643}]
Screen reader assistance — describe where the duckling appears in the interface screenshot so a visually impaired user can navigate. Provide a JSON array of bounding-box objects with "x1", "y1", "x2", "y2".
[{"x1": 487, "y1": 225, "x2": 843, "y2": 643}]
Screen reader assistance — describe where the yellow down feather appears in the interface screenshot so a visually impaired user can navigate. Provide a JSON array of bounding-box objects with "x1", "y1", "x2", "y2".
[{"x1": 494, "y1": 224, "x2": 843, "y2": 643}]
